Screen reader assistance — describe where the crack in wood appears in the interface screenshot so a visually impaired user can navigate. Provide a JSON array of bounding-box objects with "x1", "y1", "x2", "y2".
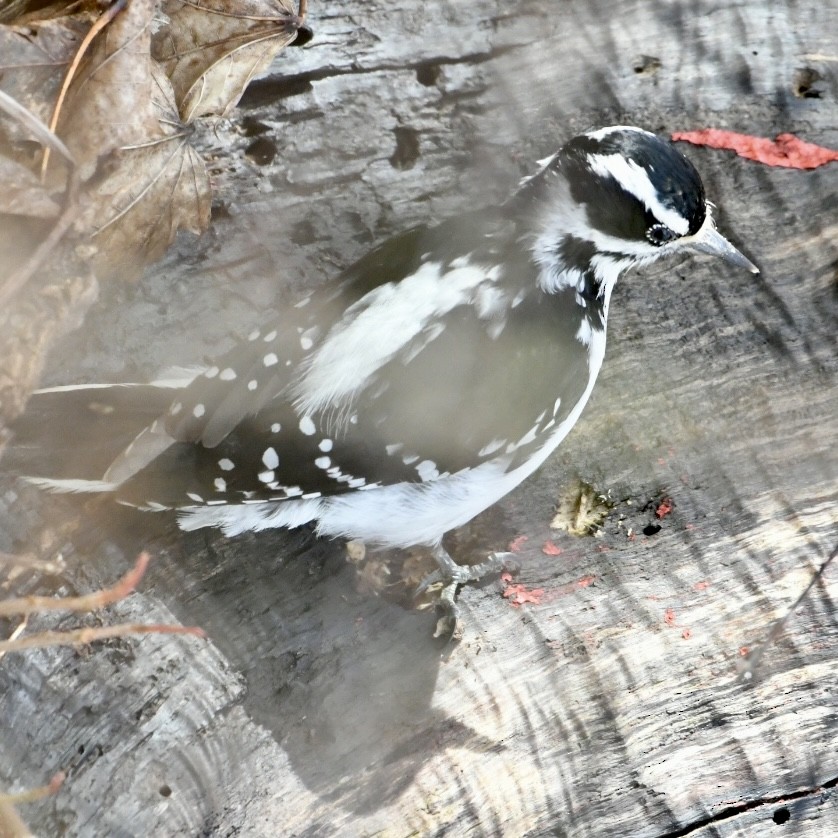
[{"x1": 659, "y1": 774, "x2": 838, "y2": 837}]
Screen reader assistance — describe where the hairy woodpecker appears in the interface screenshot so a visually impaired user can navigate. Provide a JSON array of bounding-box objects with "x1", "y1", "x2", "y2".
[{"x1": 8, "y1": 126, "x2": 758, "y2": 635}]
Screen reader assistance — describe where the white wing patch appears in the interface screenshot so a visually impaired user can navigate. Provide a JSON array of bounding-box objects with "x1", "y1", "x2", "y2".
[{"x1": 292, "y1": 260, "x2": 501, "y2": 416}]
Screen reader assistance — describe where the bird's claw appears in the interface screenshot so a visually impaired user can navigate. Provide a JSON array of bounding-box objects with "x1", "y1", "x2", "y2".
[{"x1": 416, "y1": 549, "x2": 519, "y2": 639}]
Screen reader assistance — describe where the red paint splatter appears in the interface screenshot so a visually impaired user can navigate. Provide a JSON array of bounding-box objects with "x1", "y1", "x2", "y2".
[
  {"x1": 694, "y1": 580, "x2": 710, "y2": 591},
  {"x1": 682, "y1": 628, "x2": 692, "y2": 640},
  {"x1": 507, "y1": 535, "x2": 529, "y2": 552},
  {"x1": 739, "y1": 646, "x2": 750, "y2": 657},
  {"x1": 655, "y1": 497, "x2": 674, "y2": 519},
  {"x1": 664, "y1": 608, "x2": 677, "y2": 626},
  {"x1": 672, "y1": 130, "x2": 838, "y2": 169},
  {"x1": 502, "y1": 583, "x2": 545, "y2": 606},
  {"x1": 542, "y1": 540, "x2": 563, "y2": 556}
]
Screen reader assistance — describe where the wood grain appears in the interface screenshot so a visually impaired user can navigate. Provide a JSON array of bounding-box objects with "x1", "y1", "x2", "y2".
[{"x1": 1, "y1": 0, "x2": 836, "y2": 835}]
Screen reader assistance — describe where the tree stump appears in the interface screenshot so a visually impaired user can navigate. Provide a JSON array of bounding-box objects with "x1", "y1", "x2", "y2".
[{"x1": 1, "y1": 1, "x2": 836, "y2": 835}]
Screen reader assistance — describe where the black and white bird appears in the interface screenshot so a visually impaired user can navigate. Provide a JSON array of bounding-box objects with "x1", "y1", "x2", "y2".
[{"x1": 8, "y1": 126, "x2": 757, "y2": 633}]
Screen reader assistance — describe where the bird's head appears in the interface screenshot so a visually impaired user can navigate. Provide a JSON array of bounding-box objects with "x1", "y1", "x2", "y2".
[{"x1": 522, "y1": 126, "x2": 758, "y2": 300}]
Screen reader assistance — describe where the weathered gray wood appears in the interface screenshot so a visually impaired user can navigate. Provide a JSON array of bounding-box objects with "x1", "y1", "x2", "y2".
[{"x1": 1, "y1": 0, "x2": 836, "y2": 835}]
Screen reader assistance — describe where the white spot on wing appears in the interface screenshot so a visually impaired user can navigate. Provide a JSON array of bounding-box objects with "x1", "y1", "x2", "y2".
[
  {"x1": 263, "y1": 330, "x2": 277, "y2": 342},
  {"x1": 319, "y1": 438, "x2": 333, "y2": 452},
  {"x1": 271, "y1": 423, "x2": 281, "y2": 433},
  {"x1": 262, "y1": 447, "x2": 279, "y2": 469},
  {"x1": 187, "y1": 492, "x2": 203, "y2": 503},
  {"x1": 315, "y1": 456, "x2": 331, "y2": 469},
  {"x1": 299, "y1": 415, "x2": 316, "y2": 436},
  {"x1": 220, "y1": 368, "x2": 237, "y2": 381},
  {"x1": 248, "y1": 380, "x2": 258, "y2": 391},
  {"x1": 218, "y1": 458, "x2": 235, "y2": 471},
  {"x1": 214, "y1": 478, "x2": 226, "y2": 492},
  {"x1": 263, "y1": 353, "x2": 278, "y2": 367},
  {"x1": 193, "y1": 404, "x2": 205, "y2": 418},
  {"x1": 416, "y1": 460, "x2": 440, "y2": 481},
  {"x1": 258, "y1": 469, "x2": 275, "y2": 483}
]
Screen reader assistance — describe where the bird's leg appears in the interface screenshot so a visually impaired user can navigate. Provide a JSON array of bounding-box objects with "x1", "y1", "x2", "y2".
[{"x1": 417, "y1": 545, "x2": 517, "y2": 639}]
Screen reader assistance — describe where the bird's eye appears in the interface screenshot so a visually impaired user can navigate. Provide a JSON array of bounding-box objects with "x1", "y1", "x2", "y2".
[{"x1": 646, "y1": 223, "x2": 679, "y2": 246}]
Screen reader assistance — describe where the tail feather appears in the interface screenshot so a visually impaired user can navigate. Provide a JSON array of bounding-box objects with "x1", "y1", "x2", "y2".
[
  {"x1": 23, "y1": 476, "x2": 118, "y2": 494},
  {"x1": 4, "y1": 383, "x2": 180, "y2": 483}
]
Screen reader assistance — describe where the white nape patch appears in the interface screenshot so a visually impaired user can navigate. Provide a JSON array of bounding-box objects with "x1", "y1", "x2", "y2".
[
  {"x1": 258, "y1": 469, "x2": 275, "y2": 483},
  {"x1": 205, "y1": 366, "x2": 219, "y2": 379},
  {"x1": 263, "y1": 353, "x2": 278, "y2": 367},
  {"x1": 530, "y1": 178, "x2": 658, "y2": 296},
  {"x1": 319, "y1": 438, "x2": 333, "y2": 452},
  {"x1": 187, "y1": 492, "x2": 203, "y2": 503},
  {"x1": 220, "y1": 368, "x2": 237, "y2": 381},
  {"x1": 218, "y1": 458, "x2": 235, "y2": 471},
  {"x1": 193, "y1": 404, "x2": 205, "y2": 418},
  {"x1": 248, "y1": 329, "x2": 260, "y2": 341},
  {"x1": 300, "y1": 336, "x2": 313, "y2": 351},
  {"x1": 24, "y1": 476, "x2": 117, "y2": 494},
  {"x1": 416, "y1": 460, "x2": 440, "y2": 481},
  {"x1": 262, "y1": 447, "x2": 279, "y2": 469},
  {"x1": 587, "y1": 153, "x2": 689, "y2": 235},
  {"x1": 299, "y1": 415, "x2": 316, "y2": 436},
  {"x1": 263, "y1": 330, "x2": 277, "y2": 342},
  {"x1": 214, "y1": 478, "x2": 226, "y2": 492},
  {"x1": 248, "y1": 380, "x2": 258, "y2": 391},
  {"x1": 315, "y1": 456, "x2": 331, "y2": 469},
  {"x1": 478, "y1": 438, "x2": 506, "y2": 457},
  {"x1": 271, "y1": 423, "x2": 281, "y2": 433},
  {"x1": 293, "y1": 260, "x2": 501, "y2": 416}
]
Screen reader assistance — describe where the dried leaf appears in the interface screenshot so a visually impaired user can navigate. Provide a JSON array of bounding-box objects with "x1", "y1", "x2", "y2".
[
  {"x1": 153, "y1": 0, "x2": 306, "y2": 121},
  {"x1": 60, "y1": 0, "x2": 211, "y2": 274},
  {"x1": 0, "y1": 156, "x2": 60, "y2": 217},
  {"x1": 0, "y1": 13, "x2": 91, "y2": 141}
]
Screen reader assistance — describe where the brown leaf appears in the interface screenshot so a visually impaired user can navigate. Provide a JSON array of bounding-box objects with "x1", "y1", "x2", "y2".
[
  {"x1": 60, "y1": 0, "x2": 211, "y2": 275},
  {"x1": 0, "y1": 155, "x2": 60, "y2": 218},
  {"x1": 153, "y1": 0, "x2": 305, "y2": 121},
  {"x1": 0, "y1": 13, "x2": 90, "y2": 141}
]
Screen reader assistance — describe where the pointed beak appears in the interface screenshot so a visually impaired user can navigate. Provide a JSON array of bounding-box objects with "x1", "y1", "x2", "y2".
[{"x1": 689, "y1": 225, "x2": 759, "y2": 274}]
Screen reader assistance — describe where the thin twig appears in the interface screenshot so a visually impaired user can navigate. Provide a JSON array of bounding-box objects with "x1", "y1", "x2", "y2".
[
  {"x1": 0, "y1": 772, "x2": 65, "y2": 806},
  {"x1": 0, "y1": 553, "x2": 150, "y2": 619},
  {"x1": 0, "y1": 622, "x2": 206, "y2": 655},
  {"x1": 41, "y1": 0, "x2": 128, "y2": 180},
  {"x1": 0, "y1": 90, "x2": 75, "y2": 167}
]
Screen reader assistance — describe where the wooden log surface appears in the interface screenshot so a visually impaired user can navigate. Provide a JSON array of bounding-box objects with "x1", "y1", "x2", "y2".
[{"x1": 1, "y1": 0, "x2": 836, "y2": 835}]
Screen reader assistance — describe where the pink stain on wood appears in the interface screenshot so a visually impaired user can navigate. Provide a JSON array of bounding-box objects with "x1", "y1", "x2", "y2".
[{"x1": 673, "y1": 130, "x2": 838, "y2": 169}]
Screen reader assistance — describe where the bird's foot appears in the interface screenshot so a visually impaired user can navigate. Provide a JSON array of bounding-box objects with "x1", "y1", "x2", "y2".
[{"x1": 416, "y1": 548, "x2": 519, "y2": 640}]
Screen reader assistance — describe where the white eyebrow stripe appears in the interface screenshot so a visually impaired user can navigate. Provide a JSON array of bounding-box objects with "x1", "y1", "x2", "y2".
[{"x1": 587, "y1": 153, "x2": 690, "y2": 235}]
